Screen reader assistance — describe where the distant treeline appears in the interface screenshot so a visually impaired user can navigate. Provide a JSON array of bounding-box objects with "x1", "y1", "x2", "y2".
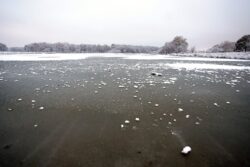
[
  {"x1": 205, "y1": 34, "x2": 250, "y2": 53},
  {"x1": 0, "y1": 43, "x2": 159, "y2": 53},
  {"x1": 1, "y1": 34, "x2": 249, "y2": 53}
]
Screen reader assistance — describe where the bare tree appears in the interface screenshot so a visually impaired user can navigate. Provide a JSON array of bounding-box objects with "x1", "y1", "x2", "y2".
[{"x1": 160, "y1": 36, "x2": 188, "y2": 54}]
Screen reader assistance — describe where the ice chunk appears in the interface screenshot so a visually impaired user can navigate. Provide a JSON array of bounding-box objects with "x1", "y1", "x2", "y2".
[
  {"x1": 125, "y1": 120, "x2": 130, "y2": 124},
  {"x1": 213, "y1": 103, "x2": 219, "y2": 107},
  {"x1": 135, "y1": 117, "x2": 140, "y2": 122},
  {"x1": 178, "y1": 108, "x2": 183, "y2": 112},
  {"x1": 181, "y1": 146, "x2": 191, "y2": 155},
  {"x1": 151, "y1": 72, "x2": 162, "y2": 76},
  {"x1": 39, "y1": 107, "x2": 44, "y2": 110}
]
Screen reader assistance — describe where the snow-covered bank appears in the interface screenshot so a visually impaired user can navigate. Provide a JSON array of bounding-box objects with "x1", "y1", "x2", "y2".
[
  {"x1": 174, "y1": 52, "x2": 250, "y2": 60},
  {"x1": 162, "y1": 63, "x2": 250, "y2": 70},
  {"x1": 0, "y1": 52, "x2": 250, "y2": 62}
]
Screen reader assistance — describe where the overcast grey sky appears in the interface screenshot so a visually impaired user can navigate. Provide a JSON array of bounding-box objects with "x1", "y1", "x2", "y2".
[{"x1": 0, "y1": 0, "x2": 249, "y2": 49}]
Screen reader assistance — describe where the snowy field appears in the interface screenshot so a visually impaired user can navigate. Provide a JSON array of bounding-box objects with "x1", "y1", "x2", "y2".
[{"x1": 0, "y1": 53, "x2": 250, "y2": 167}]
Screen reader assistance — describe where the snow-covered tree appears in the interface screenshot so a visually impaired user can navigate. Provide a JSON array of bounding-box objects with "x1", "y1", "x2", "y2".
[
  {"x1": 0, "y1": 43, "x2": 8, "y2": 51},
  {"x1": 190, "y1": 46, "x2": 196, "y2": 53},
  {"x1": 24, "y1": 43, "x2": 111, "y2": 53},
  {"x1": 159, "y1": 36, "x2": 188, "y2": 54},
  {"x1": 108, "y1": 44, "x2": 159, "y2": 53},
  {"x1": 23, "y1": 42, "x2": 158, "y2": 53},
  {"x1": 235, "y1": 35, "x2": 250, "y2": 52},
  {"x1": 208, "y1": 41, "x2": 236, "y2": 53}
]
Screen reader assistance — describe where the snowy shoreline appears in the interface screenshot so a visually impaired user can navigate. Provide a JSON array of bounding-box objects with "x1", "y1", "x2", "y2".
[{"x1": 0, "y1": 52, "x2": 250, "y2": 61}]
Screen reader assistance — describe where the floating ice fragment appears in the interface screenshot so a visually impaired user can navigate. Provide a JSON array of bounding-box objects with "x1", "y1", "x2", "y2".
[
  {"x1": 7, "y1": 108, "x2": 13, "y2": 111},
  {"x1": 151, "y1": 72, "x2": 162, "y2": 76},
  {"x1": 120, "y1": 124, "x2": 124, "y2": 128},
  {"x1": 135, "y1": 117, "x2": 140, "y2": 122},
  {"x1": 213, "y1": 103, "x2": 219, "y2": 107},
  {"x1": 125, "y1": 120, "x2": 130, "y2": 124},
  {"x1": 17, "y1": 98, "x2": 22, "y2": 101},
  {"x1": 185, "y1": 115, "x2": 190, "y2": 118},
  {"x1": 169, "y1": 77, "x2": 177, "y2": 81},
  {"x1": 178, "y1": 108, "x2": 183, "y2": 112},
  {"x1": 226, "y1": 101, "x2": 230, "y2": 104},
  {"x1": 154, "y1": 104, "x2": 159, "y2": 107},
  {"x1": 39, "y1": 107, "x2": 44, "y2": 110},
  {"x1": 34, "y1": 124, "x2": 38, "y2": 128},
  {"x1": 101, "y1": 81, "x2": 107, "y2": 85},
  {"x1": 181, "y1": 146, "x2": 192, "y2": 155},
  {"x1": 31, "y1": 100, "x2": 36, "y2": 103}
]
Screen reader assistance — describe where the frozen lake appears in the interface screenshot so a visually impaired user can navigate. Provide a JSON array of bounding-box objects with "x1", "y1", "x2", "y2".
[{"x1": 0, "y1": 53, "x2": 250, "y2": 167}]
